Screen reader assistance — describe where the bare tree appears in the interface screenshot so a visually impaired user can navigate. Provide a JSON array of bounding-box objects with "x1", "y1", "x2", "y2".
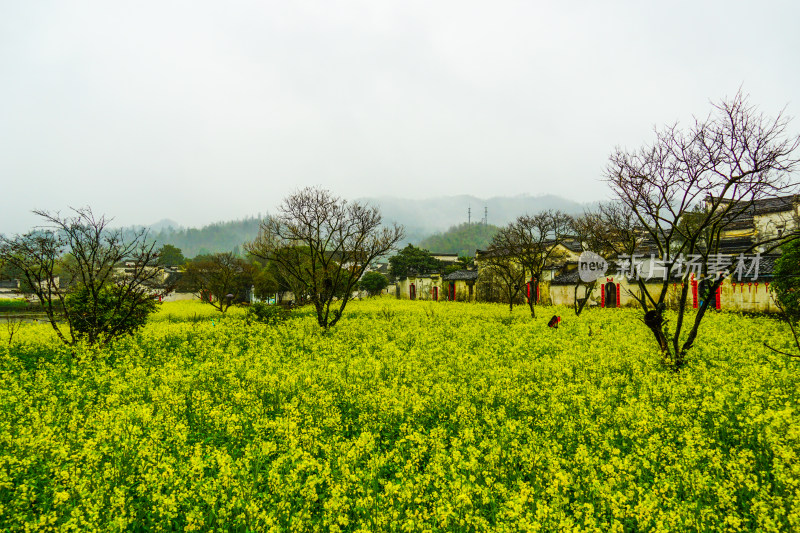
[
  {"x1": 0, "y1": 208, "x2": 162, "y2": 347},
  {"x1": 493, "y1": 211, "x2": 573, "y2": 318},
  {"x1": 477, "y1": 248, "x2": 526, "y2": 313},
  {"x1": 606, "y1": 91, "x2": 800, "y2": 369},
  {"x1": 592, "y1": 202, "x2": 642, "y2": 259},
  {"x1": 247, "y1": 187, "x2": 404, "y2": 329}
]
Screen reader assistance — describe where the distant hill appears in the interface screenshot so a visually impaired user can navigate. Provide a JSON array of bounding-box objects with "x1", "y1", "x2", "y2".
[
  {"x1": 361, "y1": 194, "x2": 587, "y2": 243},
  {"x1": 151, "y1": 217, "x2": 263, "y2": 259},
  {"x1": 117, "y1": 194, "x2": 587, "y2": 259},
  {"x1": 148, "y1": 218, "x2": 182, "y2": 232},
  {"x1": 119, "y1": 217, "x2": 263, "y2": 259},
  {"x1": 419, "y1": 222, "x2": 501, "y2": 256}
]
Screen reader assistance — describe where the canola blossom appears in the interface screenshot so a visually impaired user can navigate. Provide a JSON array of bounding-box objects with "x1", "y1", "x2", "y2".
[{"x1": 1, "y1": 299, "x2": 799, "y2": 531}]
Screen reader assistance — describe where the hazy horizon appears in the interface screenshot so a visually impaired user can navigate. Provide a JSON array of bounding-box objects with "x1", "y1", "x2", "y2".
[
  {"x1": 116, "y1": 191, "x2": 593, "y2": 232},
  {"x1": 2, "y1": 1, "x2": 798, "y2": 235}
]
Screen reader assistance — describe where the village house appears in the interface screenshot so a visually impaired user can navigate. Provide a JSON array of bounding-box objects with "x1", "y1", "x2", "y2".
[
  {"x1": 395, "y1": 268, "x2": 481, "y2": 302},
  {"x1": 393, "y1": 195, "x2": 796, "y2": 313},
  {"x1": 716, "y1": 194, "x2": 799, "y2": 247},
  {"x1": 441, "y1": 269, "x2": 479, "y2": 302},
  {"x1": 395, "y1": 273, "x2": 443, "y2": 301},
  {"x1": 0, "y1": 279, "x2": 21, "y2": 299},
  {"x1": 473, "y1": 239, "x2": 582, "y2": 305},
  {"x1": 548, "y1": 256, "x2": 780, "y2": 312},
  {"x1": 549, "y1": 195, "x2": 799, "y2": 312},
  {"x1": 393, "y1": 252, "x2": 467, "y2": 301}
]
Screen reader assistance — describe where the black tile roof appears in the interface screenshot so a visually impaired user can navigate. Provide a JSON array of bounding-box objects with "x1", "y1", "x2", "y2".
[
  {"x1": 561, "y1": 239, "x2": 583, "y2": 253},
  {"x1": 732, "y1": 254, "x2": 777, "y2": 280},
  {"x1": 368, "y1": 263, "x2": 390, "y2": 275},
  {"x1": 748, "y1": 195, "x2": 797, "y2": 215},
  {"x1": 712, "y1": 195, "x2": 798, "y2": 230},
  {"x1": 442, "y1": 270, "x2": 479, "y2": 281},
  {"x1": 714, "y1": 194, "x2": 797, "y2": 213},
  {"x1": 550, "y1": 269, "x2": 582, "y2": 285},
  {"x1": 716, "y1": 237, "x2": 757, "y2": 254}
]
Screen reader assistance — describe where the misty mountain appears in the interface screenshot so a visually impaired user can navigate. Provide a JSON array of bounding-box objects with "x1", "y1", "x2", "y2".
[
  {"x1": 148, "y1": 218, "x2": 182, "y2": 232},
  {"x1": 418, "y1": 222, "x2": 502, "y2": 256},
  {"x1": 360, "y1": 194, "x2": 588, "y2": 245},
  {"x1": 120, "y1": 217, "x2": 264, "y2": 259},
  {"x1": 117, "y1": 194, "x2": 587, "y2": 260}
]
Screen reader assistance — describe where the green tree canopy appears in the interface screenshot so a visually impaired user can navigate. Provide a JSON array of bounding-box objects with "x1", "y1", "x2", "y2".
[
  {"x1": 252, "y1": 265, "x2": 279, "y2": 300},
  {"x1": 419, "y1": 222, "x2": 500, "y2": 256},
  {"x1": 359, "y1": 272, "x2": 389, "y2": 296},
  {"x1": 765, "y1": 238, "x2": 800, "y2": 358},
  {"x1": 388, "y1": 245, "x2": 442, "y2": 278},
  {"x1": 178, "y1": 252, "x2": 255, "y2": 313},
  {"x1": 156, "y1": 244, "x2": 186, "y2": 267}
]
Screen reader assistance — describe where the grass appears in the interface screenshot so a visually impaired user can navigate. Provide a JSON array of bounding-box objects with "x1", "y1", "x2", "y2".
[{"x1": 0, "y1": 298, "x2": 37, "y2": 313}]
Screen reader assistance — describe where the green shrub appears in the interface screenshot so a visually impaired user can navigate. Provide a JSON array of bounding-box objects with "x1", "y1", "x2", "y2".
[
  {"x1": 358, "y1": 271, "x2": 390, "y2": 296},
  {"x1": 0, "y1": 299, "x2": 32, "y2": 312},
  {"x1": 65, "y1": 284, "x2": 156, "y2": 343},
  {"x1": 246, "y1": 301, "x2": 290, "y2": 325},
  {"x1": 772, "y1": 238, "x2": 800, "y2": 320}
]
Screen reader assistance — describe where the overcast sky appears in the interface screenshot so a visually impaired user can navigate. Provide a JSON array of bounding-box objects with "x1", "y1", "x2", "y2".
[{"x1": 1, "y1": 0, "x2": 798, "y2": 234}]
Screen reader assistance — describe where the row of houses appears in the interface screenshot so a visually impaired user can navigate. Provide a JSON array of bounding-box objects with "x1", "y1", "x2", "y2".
[
  {"x1": 391, "y1": 195, "x2": 800, "y2": 313},
  {"x1": 0, "y1": 263, "x2": 183, "y2": 301}
]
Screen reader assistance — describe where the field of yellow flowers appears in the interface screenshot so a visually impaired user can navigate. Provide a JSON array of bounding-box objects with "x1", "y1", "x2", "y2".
[{"x1": 1, "y1": 299, "x2": 799, "y2": 532}]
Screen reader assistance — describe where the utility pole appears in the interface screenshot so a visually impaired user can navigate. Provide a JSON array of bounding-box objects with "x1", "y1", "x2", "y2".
[{"x1": 468, "y1": 207, "x2": 471, "y2": 225}]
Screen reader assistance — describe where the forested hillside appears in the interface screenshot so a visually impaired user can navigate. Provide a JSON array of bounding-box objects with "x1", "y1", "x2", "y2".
[
  {"x1": 153, "y1": 218, "x2": 262, "y2": 258},
  {"x1": 109, "y1": 194, "x2": 587, "y2": 259},
  {"x1": 118, "y1": 217, "x2": 263, "y2": 259},
  {"x1": 418, "y1": 222, "x2": 500, "y2": 256}
]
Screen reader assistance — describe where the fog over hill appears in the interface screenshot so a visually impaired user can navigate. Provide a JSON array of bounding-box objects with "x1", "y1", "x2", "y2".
[
  {"x1": 360, "y1": 194, "x2": 590, "y2": 245},
  {"x1": 148, "y1": 219, "x2": 182, "y2": 232},
  {"x1": 116, "y1": 195, "x2": 589, "y2": 258}
]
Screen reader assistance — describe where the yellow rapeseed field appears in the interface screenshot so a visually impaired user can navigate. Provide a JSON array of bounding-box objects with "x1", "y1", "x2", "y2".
[{"x1": 1, "y1": 298, "x2": 799, "y2": 532}]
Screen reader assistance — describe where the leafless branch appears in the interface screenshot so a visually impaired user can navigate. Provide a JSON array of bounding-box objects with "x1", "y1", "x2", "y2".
[
  {"x1": 605, "y1": 90, "x2": 800, "y2": 369},
  {"x1": 247, "y1": 187, "x2": 404, "y2": 328}
]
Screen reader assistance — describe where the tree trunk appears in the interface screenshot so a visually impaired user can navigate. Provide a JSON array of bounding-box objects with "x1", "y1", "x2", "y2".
[
  {"x1": 573, "y1": 281, "x2": 594, "y2": 316},
  {"x1": 643, "y1": 308, "x2": 671, "y2": 356}
]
